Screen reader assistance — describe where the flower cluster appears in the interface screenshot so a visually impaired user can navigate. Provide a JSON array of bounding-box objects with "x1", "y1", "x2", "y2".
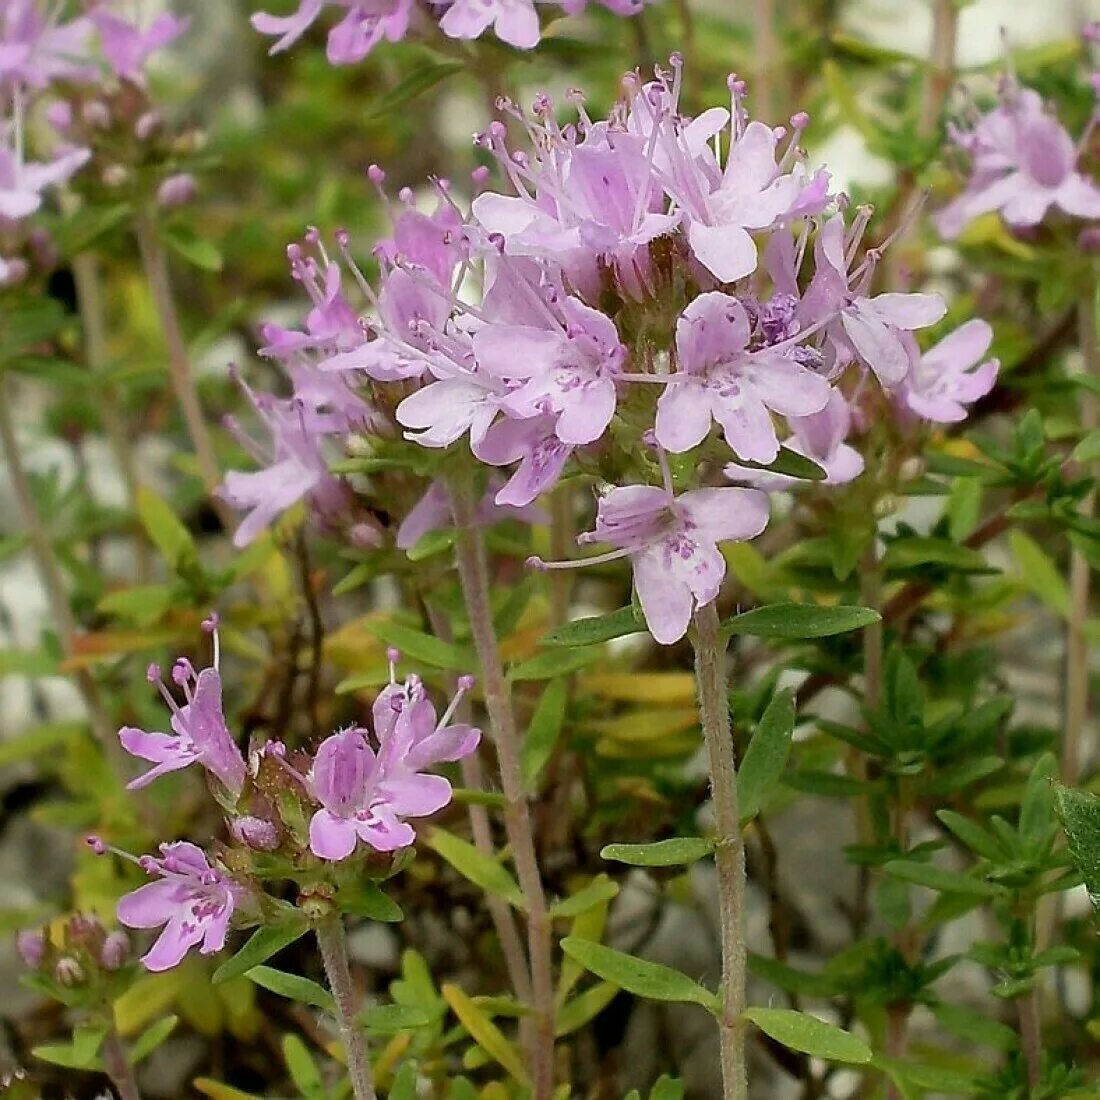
[
  {"x1": 0, "y1": 0, "x2": 190, "y2": 283},
  {"x1": 224, "y1": 60, "x2": 1000, "y2": 644},
  {"x1": 15, "y1": 911, "x2": 131, "y2": 986},
  {"x1": 106, "y1": 620, "x2": 478, "y2": 970},
  {"x1": 251, "y1": 0, "x2": 646, "y2": 59},
  {"x1": 937, "y1": 77, "x2": 1100, "y2": 239}
]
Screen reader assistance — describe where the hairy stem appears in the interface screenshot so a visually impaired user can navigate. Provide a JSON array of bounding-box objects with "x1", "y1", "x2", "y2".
[
  {"x1": 425, "y1": 604, "x2": 533, "y2": 1006},
  {"x1": 1065, "y1": 272, "x2": 1097, "y2": 786},
  {"x1": 449, "y1": 476, "x2": 555, "y2": 1100},
  {"x1": 0, "y1": 376, "x2": 114, "y2": 750},
  {"x1": 692, "y1": 601, "x2": 748, "y2": 1100},
  {"x1": 102, "y1": 1029, "x2": 141, "y2": 1100},
  {"x1": 133, "y1": 210, "x2": 235, "y2": 531},
  {"x1": 315, "y1": 915, "x2": 376, "y2": 1100}
]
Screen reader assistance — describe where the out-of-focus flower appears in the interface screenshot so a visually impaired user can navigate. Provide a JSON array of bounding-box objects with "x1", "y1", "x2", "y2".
[{"x1": 89, "y1": 5, "x2": 189, "y2": 84}]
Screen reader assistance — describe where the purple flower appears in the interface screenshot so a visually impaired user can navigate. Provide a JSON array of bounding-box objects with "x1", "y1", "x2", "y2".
[
  {"x1": 541, "y1": 483, "x2": 769, "y2": 645},
  {"x1": 395, "y1": 479, "x2": 546, "y2": 549},
  {"x1": 438, "y1": 0, "x2": 540, "y2": 49},
  {"x1": 307, "y1": 677, "x2": 480, "y2": 861},
  {"x1": 474, "y1": 414, "x2": 574, "y2": 506},
  {"x1": 474, "y1": 295, "x2": 626, "y2": 445},
  {"x1": 117, "y1": 842, "x2": 241, "y2": 972},
  {"x1": 89, "y1": 6, "x2": 189, "y2": 84},
  {"x1": 899, "y1": 320, "x2": 999, "y2": 423},
  {"x1": 0, "y1": 1, "x2": 95, "y2": 89},
  {"x1": 15, "y1": 929, "x2": 44, "y2": 968},
  {"x1": 655, "y1": 292, "x2": 831, "y2": 463},
  {"x1": 800, "y1": 218, "x2": 946, "y2": 387},
  {"x1": 118, "y1": 634, "x2": 246, "y2": 797},
  {"x1": 251, "y1": 0, "x2": 412, "y2": 64},
  {"x1": 0, "y1": 140, "x2": 90, "y2": 221},
  {"x1": 938, "y1": 85, "x2": 1100, "y2": 238}
]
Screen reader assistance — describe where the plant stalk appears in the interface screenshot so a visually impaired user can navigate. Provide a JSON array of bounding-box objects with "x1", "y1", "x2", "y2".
[
  {"x1": 315, "y1": 914, "x2": 377, "y2": 1100},
  {"x1": 103, "y1": 1029, "x2": 141, "y2": 1100},
  {"x1": 691, "y1": 601, "x2": 748, "y2": 1100},
  {"x1": 449, "y1": 476, "x2": 556, "y2": 1100},
  {"x1": 133, "y1": 210, "x2": 235, "y2": 532},
  {"x1": 1065, "y1": 272, "x2": 1098, "y2": 786},
  {"x1": 1017, "y1": 986, "x2": 1042, "y2": 1092}
]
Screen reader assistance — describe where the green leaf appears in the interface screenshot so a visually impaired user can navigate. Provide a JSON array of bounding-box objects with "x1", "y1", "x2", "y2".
[
  {"x1": 1055, "y1": 785, "x2": 1100, "y2": 911},
  {"x1": 246, "y1": 966, "x2": 335, "y2": 1011},
  {"x1": 365, "y1": 620, "x2": 473, "y2": 671},
  {"x1": 1073, "y1": 428, "x2": 1100, "y2": 464},
  {"x1": 884, "y1": 860, "x2": 1001, "y2": 897},
  {"x1": 649, "y1": 1076, "x2": 685, "y2": 1100},
  {"x1": 364, "y1": 61, "x2": 465, "y2": 124},
  {"x1": 136, "y1": 486, "x2": 196, "y2": 571},
  {"x1": 442, "y1": 983, "x2": 529, "y2": 1086},
  {"x1": 555, "y1": 982, "x2": 618, "y2": 1037},
  {"x1": 212, "y1": 914, "x2": 308, "y2": 984},
  {"x1": 358, "y1": 1004, "x2": 434, "y2": 1033},
  {"x1": 936, "y1": 810, "x2": 1005, "y2": 862},
  {"x1": 559, "y1": 937, "x2": 721, "y2": 1013},
  {"x1": 1020, "y1": 752, "x2": 1058, "y2": 849},
  {"x1": 723, "y1": 603, "x2": 880, "y2": 640},
  {"x1": 338, "y1": 881, "x2": 404, "y2": 922},
  {"x1": 930, "y1": 1002, "x2": 1017, "y2": 1050},
  {"x1": 425, "y1": 829, "x2": 525, "y2": 909},
  {"x1": 405, "y1": 528, "x2": 457, "y2": 562},
  {"x1": 540, "y1": 607, "x2": 645, "y2": 647},
  {"x1": 389, "y1": 1061, "x2": 420, "y2": 1100},
  {"x1": 946, "y1": 477, "x2": 983, "y2": 542},
  {"x1": 1009, "y1": 531, "x2": 1070, "y2": 618},
  {"x1": 549, "y1": 874, "x2": 620, "y2": 919},
  {"x1": 162, "y1": 225, "x2": 223, "y2": 272},
  {"x1": 742, "y1": 1008, "x2": 872, "y2": 1064},
  {"x1": 600, "y1": 837, "x2": 715, "y2": 867},
  {"x1": 32, "y1": 1040, "x2": 103, "y2": 1070},
  {"x1": 738, "y1": 687, "x2": 796, "y2": 824},
  {"x1": 506, "y1": 647, "x2": 600, "y2": 681},
  {"x1": 282, "y1": 1034, "x2": 325, "y2": 1099},
  {"x1": 522, "y1": 677, "x2": 568, "y2": 792},
  {"x1": 883, "y1": 537, "x2": 990, "y2": 574},
  {"x1": 128, "y1": 1015, "x2": 179, "y2": 1065}
]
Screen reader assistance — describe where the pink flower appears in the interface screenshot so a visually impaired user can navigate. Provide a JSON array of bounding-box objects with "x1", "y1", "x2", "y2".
[
  {"x1": 899, "y1": 320, "x2": 999, "y2": 423},
  {"x1": 0, "y1": 140, "x2": 90, "y2": 221},
  {"x1": 0, "y1": 1, "x2": 95, "y2": 88},
  {"x1": 89, "y1": 6, "x2": 189, "y2": 84},
  {"x1": 251, "y1": 0, "x2": 412, "y2": 64},
  {"x1": 439, "y1": 0, "x2": 541, "y2": 49},
  {"x1": 540, "y1": 483, "x2": 769, "y2": 644},
  {"x1": 474, "y1": 414, "x2": 575, "y2": 506},
  {"x1": 474, "y1": 295, "x2": 626, "y2": 445},
  {"x1": 395, "y1": 480, "x2": 546, "y2": 549},
  {"x1": 938, "y1": 86, "x2": 1100, "y2": 237},
  {"x1": 307, "y1": 677, "x2": 480, "y2": 861},
  {"x1": 117, "y1": 843, "x2": 241, "y2": 972},
  {"x1": 655, "y1": 291, "x2": 831, "y2": 463},
  {"x1": 119, "y1": 638, "x2": 246, "y2": 797}
]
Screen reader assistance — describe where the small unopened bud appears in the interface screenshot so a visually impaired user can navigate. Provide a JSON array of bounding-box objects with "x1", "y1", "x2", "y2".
[
  {"x1": 458, "y1": 674, "x2": 476, "y2": 692},
  {"x1": 101, "y1": 164, "x2": 129, "y2": 188},
  {"x1": 45, "y1": 101, "x2": 72, "y2": 133},
  {"x1": 134, "y1": 109, "x2": 163, "y2": 141},
  {"x1": 82, "y1": 100, "x2": 111, "y2": 128},
  {"x1": 157, "y1": 173, "x2": 197, "y2": 208},
  {"x1": 15, "y1": 930, "x2": 45, "y2": 968},
  {"x1": 231, "y1": 815, "x2": 280, "y2": 852},
  {"x1": 367, "y1": 163, "x2": 385, "y2": 184},
  {"x1": 100, "y1": 931, "x2": 130, "y2": 970},
  {"x1": 54, "y1": 956, "x2": 85, "y2": 986},
  {"x1": 85, "y1": 834, "x2": 107, "y2": 856},
  {"x1": 68, "y1": 913, "x2": 103, "y2": 943},
  {"x1": 471, "y1": 165, "x2": 490, "y2": 186},
  {"x1": 1079, "y1": 226, "x2": 1100, "y2": 254}
]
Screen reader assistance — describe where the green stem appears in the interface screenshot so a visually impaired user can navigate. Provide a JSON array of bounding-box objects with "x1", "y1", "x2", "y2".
[
  {"x1": 449, "y1": 475, "x2": 555, "y2": 1100},
  {"x1": 102, "y1": 1028, "x2": 141, "y2": 1100},
  {"x1": 315, "y1": 915, "x2": 376, "y2": 1100},
  {"x1": 133, "y1": 210, "x2": 235, "y2": 532},
  {"x1": 1065, "y1": 272, "x2": 1097, "y2": 786},
  {"x1": 71, "y1": 250, "x2": 152, "y2": 584},
  {"x1": 691, "y1": 602, "x2": 748, "y2": 1100}
]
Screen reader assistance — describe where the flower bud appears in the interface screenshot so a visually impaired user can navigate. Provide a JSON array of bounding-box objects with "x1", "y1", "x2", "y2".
[
  {"x1": 15, "y1": 929, "x2": 45, "y2": 968},
  {"x1": 100, "y1": 931, "x2": 130, "y2": 970},
  {"x1": 135, "y1": 109, "x2": 163, "y2": 141},
  {"x1": 1078, "y1": 226, "x2": 1100, "y2": 254},
  {"x1": 231, "y1": 815, "x2": 280, "y2": 852},
  {"x1": 157, "y1": 173, "x2": 196, "y2": 209},
  {"x1": 54, "y1": 956, "x2": 85, "y2": 986}
]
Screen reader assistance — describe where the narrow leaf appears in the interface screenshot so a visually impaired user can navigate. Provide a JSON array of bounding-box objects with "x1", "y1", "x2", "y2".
[
  {"x1": 212, "y1": 915, "x2": 308, "y2": 984},
  {"x1": 365, "y1": 620, "x2": 473, "y2": 671},
  {"x1": 601, "y1": 837, "x2": 715, "y2": 867},
  {"x1": 738, "y1": 687, "x2": 796, "y2": 824},
  {"x1": 743, "y1": 1007, "x2": 872, "y2": 1064},
  {"x1": 425, "y1": 829, "x2": 525, "y2": 909},
  {"x1": 549, "y1": 875, "x2": 619, "y2": 919},
  {"x1": 442, "y1": 983, "x2": 529, "y2": 1085},
  {"x1": 559, "y1": 937, "x2": 721, "y2": 1013},
  {"x1": 128, "y1": 1015, "x2": 179, "y2": 1065},
  {"x1": 723, "y1": 603, "x2": 880, "y2": 640},
  {"x1": 522, "y1": 677, "x2": 568, "y2": 792},
  {"x1": 884, "y1": 860, "x2": 1001, "y2": 897},
  {"x1": 540, "y1": 607, "x2": 645, "y2": 647},
  {"x1": 246, "y1": 966, "x2": 335, "y2": 1011}
]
